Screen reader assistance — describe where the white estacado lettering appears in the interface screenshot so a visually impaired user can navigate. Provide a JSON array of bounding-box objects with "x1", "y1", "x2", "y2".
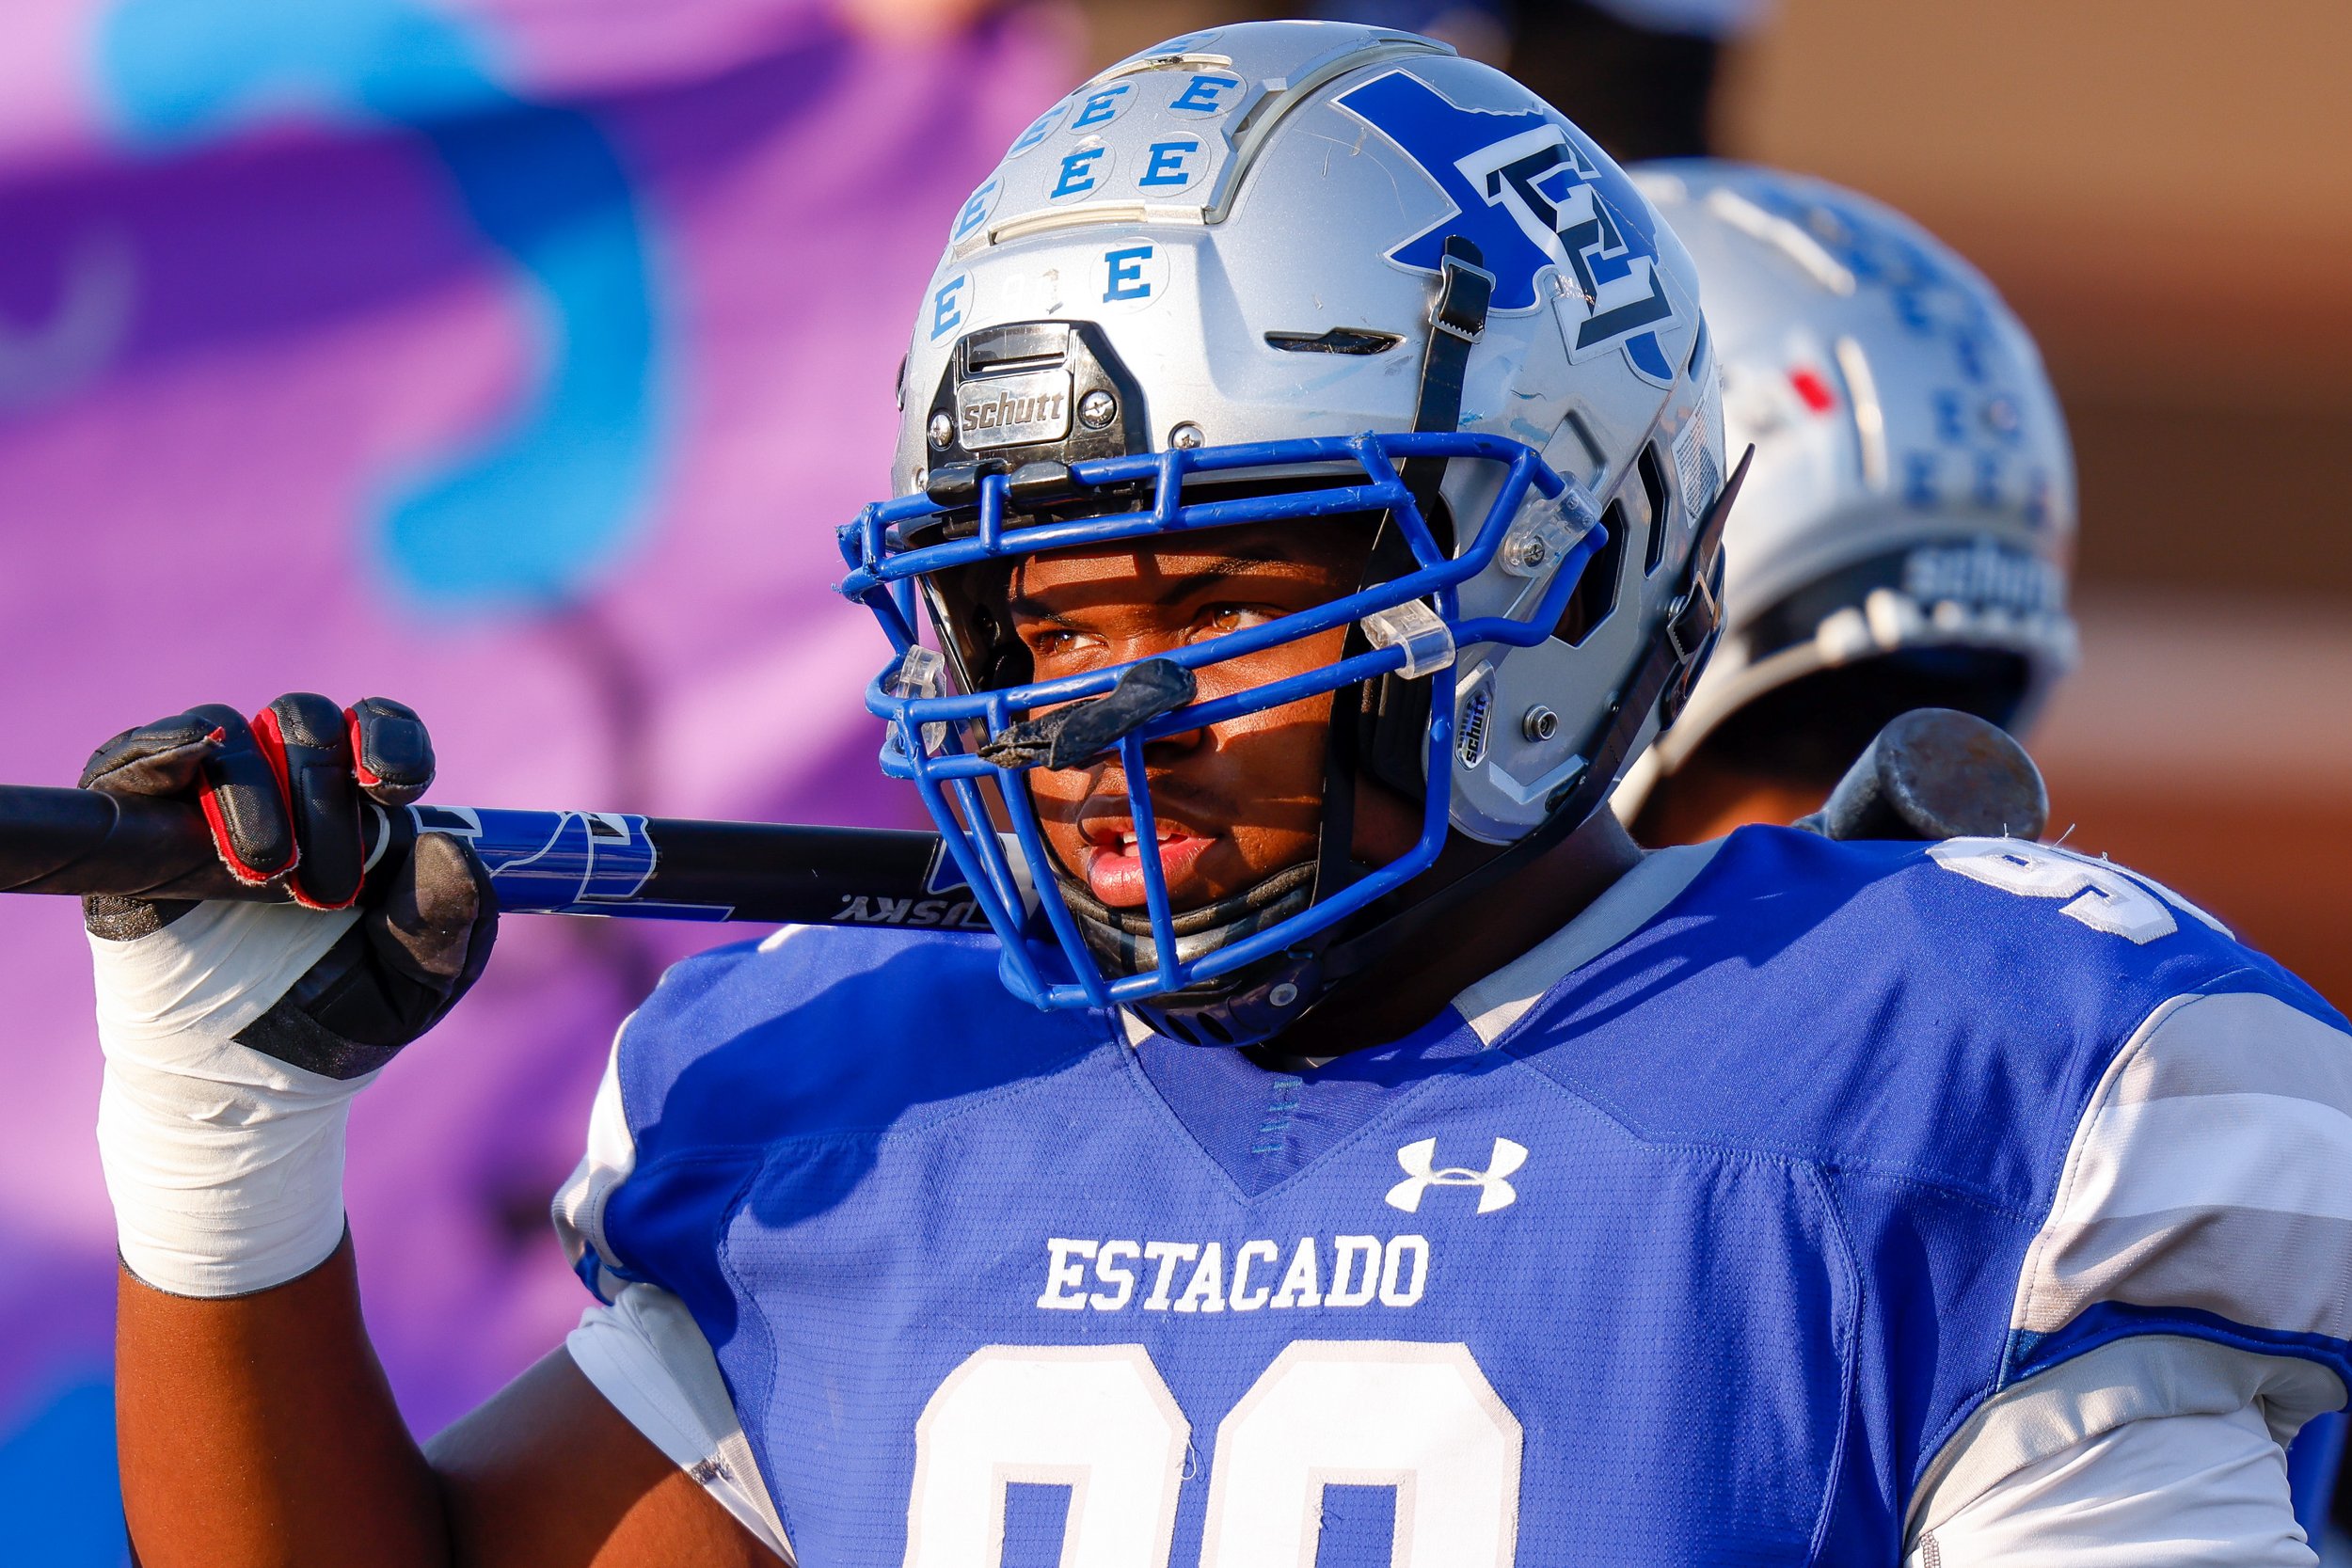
[
  {"x1": 1039, "y1": 1235, "x2": 1428, "y2": 1312},
  {"x1": 1141, "y1": 1242, "x2": 1197, "y2": 1309},
  {"x1": 1230, "y1": 1240, "x2": 1279, "y2": 1310}
]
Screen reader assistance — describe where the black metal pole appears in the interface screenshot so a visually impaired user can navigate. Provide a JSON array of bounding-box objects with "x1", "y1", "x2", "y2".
[{"x1": 0, "y1": 784, "x2": 986, "y2": 929}]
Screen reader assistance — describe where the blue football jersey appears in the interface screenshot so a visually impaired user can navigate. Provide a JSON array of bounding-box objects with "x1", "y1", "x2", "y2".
[{"x1": 564, "y1": 828, "x2": 2352, "y2": 1565}]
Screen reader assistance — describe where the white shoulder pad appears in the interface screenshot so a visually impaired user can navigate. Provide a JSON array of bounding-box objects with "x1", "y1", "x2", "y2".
[{"x1": 1454, "y1": 840, "x2": 1724, "y2": 1044}]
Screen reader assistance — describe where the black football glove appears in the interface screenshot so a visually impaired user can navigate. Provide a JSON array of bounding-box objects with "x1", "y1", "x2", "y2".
[{"x1": 80, "y1": 692, "x2": 498, "y2": 1079}]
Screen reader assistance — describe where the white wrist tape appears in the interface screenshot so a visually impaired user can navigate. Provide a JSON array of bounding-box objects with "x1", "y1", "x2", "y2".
[{"x1": 93, "y1": 899, "x2": 370, "y2": 1297}]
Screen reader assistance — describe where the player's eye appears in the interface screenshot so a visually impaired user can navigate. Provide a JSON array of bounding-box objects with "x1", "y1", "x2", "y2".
[
  {"x1": 1020, "y1": 624, "x2": 1098, "y2": 664},
  {"x1": 1187, "y1": 603, "x2": 1278, "y2": 642}
]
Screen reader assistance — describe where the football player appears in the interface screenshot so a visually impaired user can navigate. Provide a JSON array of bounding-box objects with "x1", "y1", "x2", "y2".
[
  {"x1": 1615, "y1": 160, "x2": 2076, "y2": 847},
  {"x1": 87, "y1": 24, "x2": 2350, "y2": 1568},
  {"x1": 1617, "y1": 160, "x2": 2352, "y2": 1541}
]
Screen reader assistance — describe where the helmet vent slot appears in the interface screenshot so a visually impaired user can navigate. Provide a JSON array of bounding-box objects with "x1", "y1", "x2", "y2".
[
  {"x1": 1457, "y1": 689, "x2": 1492, "y2": 768},
  {"x1": 1639, "y1": 444, "x2": 1672, "y2": 576},
  {"x1": 1264, "y1": 327, "x2": 1404, "y2": 356},
  {"x1": 1555, "y1": 500, "x2": 1629, "y2": 648},
  {"x1": 1188, "y1": 1012, "x2": 1234, "y2": 1046}
]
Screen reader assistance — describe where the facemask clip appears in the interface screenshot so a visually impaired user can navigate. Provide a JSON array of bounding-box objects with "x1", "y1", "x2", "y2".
[
  {"x1": 1499, "y1": 487, "x2": 1599, "y2": 578},
  {"x1": 890, "y1": 646, "x2": 949, "y2": 754},
  {"x1": 1360, "y1": 600, "x2": 1457, "y2": 679}
]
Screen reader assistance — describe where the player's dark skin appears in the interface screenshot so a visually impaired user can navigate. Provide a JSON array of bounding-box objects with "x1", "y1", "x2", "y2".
[
  {"x1": 1011, "y1": 519, "x2": 1644, "y2": 1062},
  {"x1": 117, "y1": 1245, "x2": 770, "y2": 1568},
  {"x1": 114, "y1": 519, "x2": 1644, "y2": 1564},
  {"x1": 1630, "y1": 748, "x2": 1837, "y2": 847}
]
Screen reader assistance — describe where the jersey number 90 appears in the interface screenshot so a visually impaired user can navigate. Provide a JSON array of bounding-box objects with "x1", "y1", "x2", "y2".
[{"x1": 905, "y1": 1340, "x2": 1522, "y2": 1566}]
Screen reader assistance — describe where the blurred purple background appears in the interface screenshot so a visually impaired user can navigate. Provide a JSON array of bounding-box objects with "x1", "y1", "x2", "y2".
[{"x1": 0, "y1": 0, "x2": 1068, "y2": 1554}]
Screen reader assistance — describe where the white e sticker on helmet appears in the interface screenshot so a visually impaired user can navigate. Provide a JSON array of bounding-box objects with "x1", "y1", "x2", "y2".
[
  {"x1": 948, "y1": 177, "x2": 1002, "y2": 247},
  {"x1": 1066, "y1": 79, "x2": 1139, "y2": 132}
]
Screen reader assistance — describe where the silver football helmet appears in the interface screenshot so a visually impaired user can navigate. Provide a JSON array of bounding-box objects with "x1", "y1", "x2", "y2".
[
  {"x1": 841, "y1": 22, "x2": 1734, "y2": 1043},
  {"x1": 1619, "y1": 160, "x2": 2075, "y2": 809}
]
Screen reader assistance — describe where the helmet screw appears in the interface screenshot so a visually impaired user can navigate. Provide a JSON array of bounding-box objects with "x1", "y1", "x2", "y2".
[
  {"x1": 912, "y1": 467, "x2": 927, "y2": 490},
  {"x1": 1078, "y1": 389, "x2": 1118, "y2": 430},
  {"x1": 1502, "y1": 533, "x2": 1548, "y2": 572},
  {"x1": 927, "y1": 411, "x2": 955, "y2": 448},
  {"x1": 1268, "y1": 982, "x2": 1300, "y2": 1007},
  {"x1": 1521, "y1": 705, "x2": 1560, "y2": 742},
  {"x1": 1168, "y1": 421, "x2": 1205, "y2": 450}
]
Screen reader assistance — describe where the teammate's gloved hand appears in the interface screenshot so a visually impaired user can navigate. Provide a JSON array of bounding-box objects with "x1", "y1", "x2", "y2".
[{"x1": 83, "y1": 694, "x2": 497, "y2": 1297}]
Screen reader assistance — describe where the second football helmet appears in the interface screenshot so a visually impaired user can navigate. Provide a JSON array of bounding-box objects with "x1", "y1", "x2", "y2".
[{"x1": 1622, "y1": 160, "x2": 2075, "y2": 804}]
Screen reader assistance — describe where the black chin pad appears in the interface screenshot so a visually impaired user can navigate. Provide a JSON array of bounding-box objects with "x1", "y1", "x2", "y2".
[{"x1": 979, "y1": 658, "x2": 1198, "y2": 771}]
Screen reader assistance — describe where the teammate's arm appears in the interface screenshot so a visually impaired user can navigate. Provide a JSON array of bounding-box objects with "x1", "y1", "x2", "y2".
[{"x1": 87, "y1": 696, "x2": 777, "y2": 1567}]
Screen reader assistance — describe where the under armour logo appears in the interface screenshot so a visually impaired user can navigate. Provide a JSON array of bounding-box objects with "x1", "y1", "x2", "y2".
[{"x1": 1385, "y1": 1137, "x2": 1527, "y2": 1214}]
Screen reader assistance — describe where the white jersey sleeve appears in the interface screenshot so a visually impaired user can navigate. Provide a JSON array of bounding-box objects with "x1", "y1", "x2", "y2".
[
  {"x1": 567, "y1": 1282, "x2": 793, "y2": 1562},
  {"x1": 1913, "y1": 1405, "x2": 2313, "y2": 1567},
  {"x1": 1906, "y1": 1338, "x2": 2326, "y2": 1566},
  {"x1": 1906, "y1": 984, "x2": 2352, "y2": 1561}
]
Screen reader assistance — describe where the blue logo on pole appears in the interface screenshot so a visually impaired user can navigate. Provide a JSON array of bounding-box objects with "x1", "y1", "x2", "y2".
[{"x1": 1334, "y1": 71, "x2": 1678, "y2": 384}]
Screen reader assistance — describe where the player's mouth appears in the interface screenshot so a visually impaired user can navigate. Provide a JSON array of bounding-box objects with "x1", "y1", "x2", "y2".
[{"x1": 1078, "y1": 816, "x2": 1217, "y2": 908}]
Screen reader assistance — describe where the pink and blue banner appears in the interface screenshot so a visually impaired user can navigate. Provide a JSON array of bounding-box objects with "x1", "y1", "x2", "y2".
[{"x1": 0, "y1": 1, "x2": 1064, "y2": 1555}]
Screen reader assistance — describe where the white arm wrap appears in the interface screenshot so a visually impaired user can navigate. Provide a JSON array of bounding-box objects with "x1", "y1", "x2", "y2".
[
  {"x1": 1907, "y1": 1337, "x2": 2334, "y2": 1567},
  {"x1": 1910, "y1": 1403, "x2": 2316, "y2": 1567},
  {"x1": 93, "y1": 899, "x2": 370, "y2": 1297}
]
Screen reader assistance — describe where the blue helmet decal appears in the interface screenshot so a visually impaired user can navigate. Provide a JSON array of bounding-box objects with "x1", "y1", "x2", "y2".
[{"x1": 1335, "y1": 70, "x2": 1678, "y2": 384}]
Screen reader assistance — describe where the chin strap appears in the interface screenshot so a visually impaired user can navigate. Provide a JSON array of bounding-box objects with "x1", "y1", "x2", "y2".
[
  {"x1": 1400, "y1": 236, "x2": 1496, "y2": 529},
  {"x1": 1057, "y1": 862, "x2": 1317, "y2": 974},
  {"x1": 1356, "y1": 235, "x2": 1497, "y2": 803}
]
